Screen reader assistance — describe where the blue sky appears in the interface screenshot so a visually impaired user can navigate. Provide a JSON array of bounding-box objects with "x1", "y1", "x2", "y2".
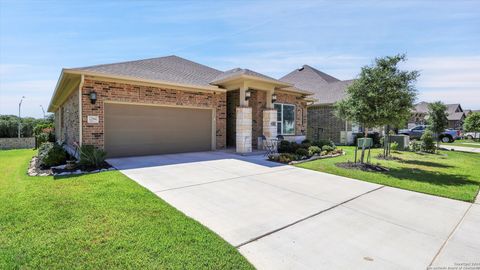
[{"x1": 1, "y1": 0, "x2": 479, "y2": 118}]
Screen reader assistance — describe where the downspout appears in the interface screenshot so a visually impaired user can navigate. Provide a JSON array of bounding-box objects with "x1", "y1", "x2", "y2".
[{"x1": 78, "y1": 74, "x2": 84, "y2": 147}]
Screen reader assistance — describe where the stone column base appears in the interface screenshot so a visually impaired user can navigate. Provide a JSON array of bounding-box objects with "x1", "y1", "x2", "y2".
[{"x1": 236, "y1": 107, "x2": 252, "y2": 153}]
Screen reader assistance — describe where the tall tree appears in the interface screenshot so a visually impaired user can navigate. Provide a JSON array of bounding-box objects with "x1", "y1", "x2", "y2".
[
  {"x1": 427, "y1": 101, "x2": 448, "y2": 151},
  {"x1": 335, "y1": 54, "x2": 419, "y2": 163},
  {"x1": 463, "y1": 112, "x2": 480, "y2": 141}
]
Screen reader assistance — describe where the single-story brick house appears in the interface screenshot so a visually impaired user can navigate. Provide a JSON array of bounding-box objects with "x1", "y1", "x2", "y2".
[
  {"x1": 48, "y1": 56, "x2": 311, "y2": 157},
  {"x1": 279, "y1": 65, "x2": 356, "y2": 144},
  {"x1": 409, "y1": 102, "x2": 466, "y2": 129}
]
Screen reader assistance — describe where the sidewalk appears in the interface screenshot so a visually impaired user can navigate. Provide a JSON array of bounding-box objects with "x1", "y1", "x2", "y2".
[{"x1": 440, "y1": 145, "x2": 480, "y2": 153}]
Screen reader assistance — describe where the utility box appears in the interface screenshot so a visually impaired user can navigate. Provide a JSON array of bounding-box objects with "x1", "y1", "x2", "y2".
[
  {"x1": 357, "y1": 137, "x2": 373, "y2": 148},
  {"x1": 389, "y1": 135, "x2": 410, "y2": 150}
]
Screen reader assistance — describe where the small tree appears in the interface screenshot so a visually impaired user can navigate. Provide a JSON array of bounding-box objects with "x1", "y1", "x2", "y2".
[
  {"x1": 427, "y1": 101, "x2": 448, "y2": 151},
  {"x1": 463, "y1": 112, "x2": 480, "y2": 141},
  {"x1": 335, "y1": 54, "x2": 419, "y2": 163}
]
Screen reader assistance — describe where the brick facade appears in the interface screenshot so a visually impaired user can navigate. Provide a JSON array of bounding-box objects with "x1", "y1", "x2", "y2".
[
  {"x1": 80, "y1": 77, "x2": 226, "y2": 150},
  {"x1": 307, "y1": 104, "x2": 350, "y2": 143}
]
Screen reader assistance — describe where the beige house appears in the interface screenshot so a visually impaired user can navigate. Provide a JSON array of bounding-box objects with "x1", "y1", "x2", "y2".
[{"x1": 48, "y1": 56, "x2": 311, "y2": 157}]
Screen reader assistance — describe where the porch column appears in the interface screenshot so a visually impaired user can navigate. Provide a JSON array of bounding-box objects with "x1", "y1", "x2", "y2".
[
  {"x1": 236, "y1": 106, "x2": 252, "y2": 153},
  {"x1": 265, "y1": 90, "x2": 274, "y2": 109},
  {"x1": 263, "y1": 109, "x2": 277, "y2": 141}
]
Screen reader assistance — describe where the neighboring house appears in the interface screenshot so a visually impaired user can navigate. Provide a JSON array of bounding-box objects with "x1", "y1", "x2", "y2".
[
  {"x1": 464, "y1": 109, "x2": 480, "y2": 116},
  {"x1": 48, "y1": 55, "x2": 311, "y2": 157},
  {"x1": 409, "y1": 102, "x2": 466, "y2": 130},
  {"x1": 280, "y1": 65, "x2": 356, "y2": 144}
]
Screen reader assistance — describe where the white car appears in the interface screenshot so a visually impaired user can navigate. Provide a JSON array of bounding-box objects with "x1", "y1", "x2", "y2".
[{"x1": 464, "y1": 132, "x2": 480, "y2": 140}]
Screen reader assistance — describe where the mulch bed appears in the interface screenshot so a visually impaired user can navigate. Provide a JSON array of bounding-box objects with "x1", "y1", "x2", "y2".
[{"x1": 336, "y1": 161, "x2": 389, "y2": 172}]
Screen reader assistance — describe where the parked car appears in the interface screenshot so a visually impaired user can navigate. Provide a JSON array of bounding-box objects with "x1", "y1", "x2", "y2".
[
  {"x1": 398, "y1": 125, "x2": 459, "y2": 143},
  {"x1": 463, "y1": 132, "x2": 480, "y2": 140}
]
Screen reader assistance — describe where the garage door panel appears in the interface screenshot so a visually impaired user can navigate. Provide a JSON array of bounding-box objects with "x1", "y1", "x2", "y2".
[{"x1": 104, "y1": 103, "x2": 213, "y2": 157}]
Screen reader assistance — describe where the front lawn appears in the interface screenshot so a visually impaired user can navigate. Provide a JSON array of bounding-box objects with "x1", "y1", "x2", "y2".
[
  {"x1": 297, "y1": 146, "x2": 480, "y2": 202},
  {"x1": 443, "y1": 139, "x2": 480, "y2": 148},
  {"x1": 0, "y1": 150, "x2": 253, "y2": 269}
]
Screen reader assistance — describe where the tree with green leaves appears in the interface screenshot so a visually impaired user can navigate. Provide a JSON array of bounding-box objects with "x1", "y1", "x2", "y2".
[
  {"x1": 335, "y1": 54, "x2": 419, "y2": 163},
  {"x1": 426, "y1": 101, "x2": 448, "y2": 151},
  {"x1": 463, "y1": 112, "x2": 480, "y2": 141}
]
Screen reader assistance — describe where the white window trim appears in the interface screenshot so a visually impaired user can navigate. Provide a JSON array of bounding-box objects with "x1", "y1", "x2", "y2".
[{"x1": 275, "y1": 103, "x2": 296, "y2": 135}]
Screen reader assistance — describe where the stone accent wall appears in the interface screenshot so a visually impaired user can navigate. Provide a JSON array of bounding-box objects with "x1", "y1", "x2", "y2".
[
  {"x1": 56, "y1": 89, "x2": 79, "y2": 146},
  {"x1": 275, "y1": 92, "x2": 307, "y2": 136},
  {"x1": 307, "y1": 104, "x2": 350, "y2": 143},
  {"x1": 0, "y1": 137, "x2": 35, "y2": 150},
  {"x1": 226, "y1": 90, "x2": 239, "y2": 147},
  {"x1": 81, "y1": 77, "x2": 226, "y2": 150},
  {"x1": 262, "y1": 109, "x2": 277, "y2": 140},
  {"x1": 250, "y1": 90, "x2": 266, "y2": 148},
  {"x1": 236, "y1": 107, "x2": 252, "y2": 153}
]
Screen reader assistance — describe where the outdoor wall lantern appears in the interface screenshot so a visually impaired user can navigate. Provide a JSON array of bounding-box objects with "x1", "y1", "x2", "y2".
[
  {"x1": 89, "y1": 91, "x2": 97, "y2": 104},
  {"x1": 271, "y1": 93, "x2": 277, "y2": 103},
  {"x1": 245, "y1": 90, "x2": 251, "y2": 101}
]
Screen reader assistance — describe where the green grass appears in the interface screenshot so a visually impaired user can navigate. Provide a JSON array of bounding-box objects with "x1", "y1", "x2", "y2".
[
  {"x1": 443, "y1": 139, "x2": 480, "y2": 148},
  {"x1": 297, "y1": 146, "x2": 480, "y2": 202},
  {"x1": 0, "y1": 149, "x2": 253, "y2": 270}
]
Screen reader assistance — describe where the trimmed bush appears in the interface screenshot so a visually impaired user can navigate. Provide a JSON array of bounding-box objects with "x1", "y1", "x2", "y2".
[
  {"x1": 308, "y1": 146, "x2": 322, "y2": 156},
  {"x1": 277, "y1": 140, "x2": 291, "y2": 153},
  {"x1": 38, "y1": 142, "x2": 67, "y2": 167},
  {"x1": 322, "y1": 145, "x2": 334, "y2": 152},
  {"x1": 295, "y1": 148, "x2": 309, "y2": 158},
  {"x1": 421, "y1": 130, "x2": 436, "y2": 153},
  {"x1": 78, "y1": 145, "x2": 107, "y2": 168}
]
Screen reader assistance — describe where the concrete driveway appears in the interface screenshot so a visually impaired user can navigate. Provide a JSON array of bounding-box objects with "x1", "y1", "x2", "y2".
[{"x1": 108, "y1": 151, "x2": 479, "y2": 270}]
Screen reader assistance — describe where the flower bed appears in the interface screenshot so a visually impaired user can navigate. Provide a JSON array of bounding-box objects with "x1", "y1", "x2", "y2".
[{"x1": 267, "y1": 139, "x2": 344, "y2": 164}]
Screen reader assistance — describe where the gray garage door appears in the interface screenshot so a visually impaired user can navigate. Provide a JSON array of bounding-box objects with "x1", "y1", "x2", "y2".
[{"x1": 104, "y1": 103, "x2": 213, "y2": 157}]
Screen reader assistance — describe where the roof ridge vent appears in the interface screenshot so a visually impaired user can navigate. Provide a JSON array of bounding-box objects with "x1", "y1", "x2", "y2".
[{"x1": 298, "y1": 67, "x2": 304, "y2": 71}]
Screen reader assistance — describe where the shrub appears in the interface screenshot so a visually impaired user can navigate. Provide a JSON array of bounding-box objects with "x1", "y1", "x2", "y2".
[
  {"x1": 278, "y1": 153, "x2": 298, "y2": 163},
  {"x1": 421, "y1": 130, "x2": 436, "y2": 153},
  {"x1": 301, "y1": 139, "x2": 311, "y2": 144},
  {"x1": 312, "y1": 140, "x2": 332, "y2": 148},
  {"x1": 410, "y1": 140, "x2": 422, "y2": 152},
  {"x1": 78, "y1": 145, "x2": 107, "y2": 168},
  {"x1": 391, "y1": 141, "x2": 399, "y2": 151},
  {"x1": 38, "y1": 142, "x2": 67, "y2": 167},
  {"x1": 320, "y1": 150, "x2": 328, "y2": 156},
  {"x1": 322, "y1": 145, "x2": 334, "y2": 152},
  {"x1": 267, "y1": 153, "x2": 280, "y2": 162},
  {"x1": 278, "y1": 140, "x2": 302, "y2": 154},
  {"x1": 308, "y1": 146, "x2": 322, "y2": 156},
  {"x1": 295, "y1": 148, "x2": 309, "y2": 158},
  {"x1": 277, "y1": 140, "x2": 291, "y2": 153},
  {"x1": 300, "y1": 142, "x2": 311, "y2": 149}
]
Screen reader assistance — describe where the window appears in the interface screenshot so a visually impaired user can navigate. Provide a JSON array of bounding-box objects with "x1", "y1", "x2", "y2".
[{"x1": 274, "y1": 103, "x2": 295, "y2": 135}]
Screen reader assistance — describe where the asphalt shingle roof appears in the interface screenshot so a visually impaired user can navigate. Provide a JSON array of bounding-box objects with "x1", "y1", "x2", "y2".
[
  {"x1": 210, "y1": 68, "x2": 286, "y2": 85},
  {"x1": 280, "y1": 65, "x2": 352, "y2": 104},
  {"x1": 73, "y1": 55, "x2": 223, "y2": 87},
  {"x1": 413, "y1": 102, "x2": 465, "y2": 120}
]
